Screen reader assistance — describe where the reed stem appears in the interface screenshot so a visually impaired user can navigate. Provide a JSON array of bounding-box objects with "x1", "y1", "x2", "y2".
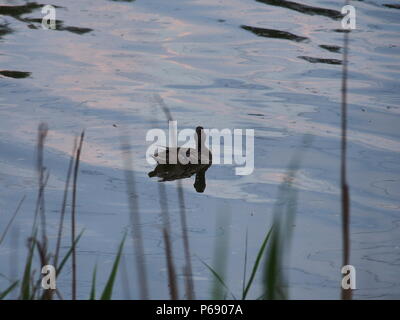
[{"x1": 71, "y1": 131, "x2": 84, "y2": 300}]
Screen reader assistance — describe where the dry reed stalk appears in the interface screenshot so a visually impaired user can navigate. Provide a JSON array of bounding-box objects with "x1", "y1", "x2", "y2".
[
  {"x1": 120, "y1": 136, "x2": 149, "y2": 299},
  {"x1": 71, "y1": 131, "x2": 84, "y2": 300},
  {"x1": 155, "y1": 94, "x2": 194, "y2": 299},
  {"x1": 340, "y1": 1, "x2": 352, "y2": 301}
]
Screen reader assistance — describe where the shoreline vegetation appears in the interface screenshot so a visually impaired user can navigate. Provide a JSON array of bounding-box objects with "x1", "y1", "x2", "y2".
[
  {"x1": 0, "y1": 121, "x2": 302, "y2": 300},
  {"x1": 0, "y1": 91, "x2": 351, "y2": 300}
]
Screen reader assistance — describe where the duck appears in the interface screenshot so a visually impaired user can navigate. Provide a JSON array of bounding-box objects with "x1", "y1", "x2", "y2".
[{"x1": 148, "y1": 126, "x2": 212, "y2": 192}]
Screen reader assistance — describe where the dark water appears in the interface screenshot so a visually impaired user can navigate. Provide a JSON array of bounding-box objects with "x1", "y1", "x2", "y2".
[{"x1": 0, "y1": 0, "x2": 399, "y2": 299}]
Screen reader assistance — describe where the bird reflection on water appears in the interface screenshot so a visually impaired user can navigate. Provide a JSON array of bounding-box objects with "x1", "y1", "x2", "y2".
[{"x1": 148, "y1": 126, "x2": 212, "y2": 193}]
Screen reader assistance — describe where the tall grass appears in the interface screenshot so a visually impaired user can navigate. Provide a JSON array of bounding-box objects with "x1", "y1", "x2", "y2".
[
  {"x1": 0, "y1": 126, "x2": 305, "y2": 300},
  {"x1": 71, "y1": 131, "x2": 84, "y2": 300},
  {"x1": 0, "y1": 125, "x2": 123, "y2": 300},
  {"x1": 0, "y1": 106, "x2": 344, "y2": 301},
  {"x1": 177, "y1": 182, "x2": 195, "y2": 300},
  {"x1": 121, "y1": 136, "x2": 149, "y2": 299},
  {"x1": 155, "y1": 94, "x2": 195, "y2": 300},
  {"x1": 340, "y1": 0, "x2": 352, "y2": 301},
  {"x1": 158, "y1": 182, "x2": 179, "y2": 299},
  {"x1": 54, "y1": 138, "x2": 76, "y2": 270},
  {"x1": 262, "y1": 146, "x2": 303, "y2": 300},
  {"x1": 202, "y1": 138, "x2": 309, "y2": 300},
  {"x1": 0, "y1": 196, "x2": 25, "y2": 246}
]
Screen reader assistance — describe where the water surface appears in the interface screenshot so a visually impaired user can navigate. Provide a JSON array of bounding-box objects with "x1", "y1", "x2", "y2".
[{"x1": 0, "y1": 0, "x2": 399, "y2": 299}]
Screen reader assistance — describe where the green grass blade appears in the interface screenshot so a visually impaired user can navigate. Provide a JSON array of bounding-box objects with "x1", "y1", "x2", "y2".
[
  {"x1": 242, "y1": 226, "x2": 273, "y2": 300},
  {"x1": 89, "y1": 264, "x2": 97, "y2": 300},
  {"x1": 20, "y1": 230, "x2": 37, "y2": 300},
  {"x1": 0, "y1": 196, "x2": 25, "y2": 246},
  {"x1": 262, "y1": 136, "x2": 310, "y2": 300},
  {"x1": 198, "y1": 257, "x2": 236, "y2": 300},
  {"x1": 56, "y1": 229, "x2": 84, "y2": 275},
  {"x1": 241, "y1": 228, "x2": 248, "y2": 299},
  {"x1": 0, "y1": 280, "x2": 19, "y2": 300},
  {"x1": 100, "y1": 233, "x2": 126, "y2": 300},
  {"x1": 264, "y1": 231, "x2": 280, "y2": 300}
]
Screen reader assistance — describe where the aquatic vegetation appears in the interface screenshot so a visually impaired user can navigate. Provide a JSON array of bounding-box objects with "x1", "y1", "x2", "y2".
[{"x1": 0, "y1": 125, "x2": 125, "y2": 300}]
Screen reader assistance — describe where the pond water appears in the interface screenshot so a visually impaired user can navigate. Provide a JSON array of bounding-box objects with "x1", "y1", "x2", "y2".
[{"x1": 0, "y1": 0, "x2": 399, "y2": 299}]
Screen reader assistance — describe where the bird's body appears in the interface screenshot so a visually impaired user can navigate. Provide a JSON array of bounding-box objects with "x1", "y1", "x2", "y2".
[{"x1": 148, "y1": 126, "x2": 212, "y2": 192}]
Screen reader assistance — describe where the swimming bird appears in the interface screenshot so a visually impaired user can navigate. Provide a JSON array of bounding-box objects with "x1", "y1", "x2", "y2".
[{"x1": 148, "y1": 126, "x2": 212, "y2": 192}]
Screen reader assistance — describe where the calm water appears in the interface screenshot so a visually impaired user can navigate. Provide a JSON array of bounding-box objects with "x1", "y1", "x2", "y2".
[{"x1": 0, "y1": 0, "x2": 399, "y2": 299}]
